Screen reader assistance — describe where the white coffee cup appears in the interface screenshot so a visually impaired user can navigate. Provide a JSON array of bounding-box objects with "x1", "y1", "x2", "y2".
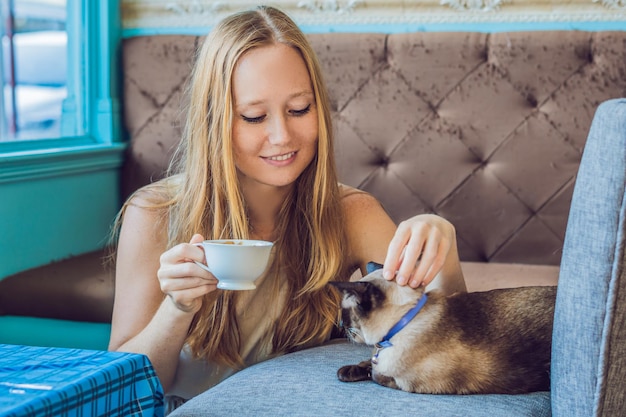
[{"x1": 193, "y1": 239, "x2": 274, "y2": 290}]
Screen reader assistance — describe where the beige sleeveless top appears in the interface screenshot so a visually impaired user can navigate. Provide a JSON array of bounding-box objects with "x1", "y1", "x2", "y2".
[{"x1": 167, "y1": 257, "x2": 304, "y2": 405}]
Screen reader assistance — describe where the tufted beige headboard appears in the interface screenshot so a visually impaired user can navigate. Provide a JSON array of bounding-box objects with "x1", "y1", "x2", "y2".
[{"x1": 122, "y1": 31, "x2": 626, "y2": 266}]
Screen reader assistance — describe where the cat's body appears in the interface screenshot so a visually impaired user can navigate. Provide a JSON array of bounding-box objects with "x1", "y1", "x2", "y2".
[{"x1": 332, "y1": 269, "x2": 556, "y2": 395}]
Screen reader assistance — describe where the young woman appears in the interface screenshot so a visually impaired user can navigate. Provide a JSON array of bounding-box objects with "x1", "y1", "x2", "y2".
[{"x1": 108, "y1": 5, "x2": 466, "y2": 409}]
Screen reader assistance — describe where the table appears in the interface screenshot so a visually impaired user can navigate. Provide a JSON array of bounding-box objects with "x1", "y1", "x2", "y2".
[{"x1": 0, "y1": 344, "x2": 164, "y2": 417}]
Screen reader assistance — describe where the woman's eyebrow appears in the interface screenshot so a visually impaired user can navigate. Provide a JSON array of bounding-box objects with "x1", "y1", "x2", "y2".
[
  {"x1": 236, "y1": 90, "x2": 314, "y2": 109},
  {"x1": 288, "y1": 90, "x2": 314, "y2": 99}
]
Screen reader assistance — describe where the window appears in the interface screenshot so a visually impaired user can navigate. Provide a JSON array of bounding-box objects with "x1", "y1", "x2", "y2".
[
  {"x1": 1, "y1": 0, "x2": 67, "y2": 142},
  {"x1": 0, "y1": 0, "x2": 123, "y2": 156}
]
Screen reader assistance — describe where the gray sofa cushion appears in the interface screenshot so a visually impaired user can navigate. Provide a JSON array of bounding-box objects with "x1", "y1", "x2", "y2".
[{"x1": 169, "y1": 340, "x2": 550, "y2": 417}]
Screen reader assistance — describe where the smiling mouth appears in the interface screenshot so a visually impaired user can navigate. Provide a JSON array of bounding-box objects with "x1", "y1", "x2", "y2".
[{"x1": 265, "y1": 151, "x2": 296, "y2": 161}]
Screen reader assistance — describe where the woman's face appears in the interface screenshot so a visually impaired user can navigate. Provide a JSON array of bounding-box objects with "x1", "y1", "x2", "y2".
[{"x1": 231, "y1": 43, "x2": 319, "y2": 190}]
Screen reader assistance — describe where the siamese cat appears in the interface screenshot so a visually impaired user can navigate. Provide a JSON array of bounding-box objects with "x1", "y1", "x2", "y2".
[{"x1": 331, "y1": 264, "x2": 556, "y2": 395}]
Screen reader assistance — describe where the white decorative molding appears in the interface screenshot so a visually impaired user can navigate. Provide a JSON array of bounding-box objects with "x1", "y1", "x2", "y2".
[
  {"x1": 166, "y1": 0, "x2": 230, "y2": 15},
  {"x1": 297, "y1": 0, "x2": 364, "y2": 13},
  {"x1": 440, "y1": 0, "x2": 509, "y2": 12},
  {"x1": 594, "y1": 0, "x2": 626, "y2": 8},
  {"x1": 121, "y1": 0, "x2": 626, "y2": 31}
]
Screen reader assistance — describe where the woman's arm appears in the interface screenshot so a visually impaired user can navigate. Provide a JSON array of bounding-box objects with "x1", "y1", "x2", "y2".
[
  {"x1": 108, "y1": 199, "x2": 217, "y2": 391},
  {"x1": 342, "y1": 188, "x2": 466, "y2": 294}
]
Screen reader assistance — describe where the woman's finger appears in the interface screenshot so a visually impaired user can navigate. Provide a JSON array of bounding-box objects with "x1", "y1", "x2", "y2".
[{"x1": 383, "y1": 221, "x2": 412, "y2": 281}]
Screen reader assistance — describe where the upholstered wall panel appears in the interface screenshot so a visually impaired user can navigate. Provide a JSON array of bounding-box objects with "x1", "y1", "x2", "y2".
[{"x1": 122, "y1": 31, "x2": 626, "y2": 265}]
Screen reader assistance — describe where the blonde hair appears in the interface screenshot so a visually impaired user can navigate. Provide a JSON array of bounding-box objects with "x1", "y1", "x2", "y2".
[{"x1": 115, "y1": 6, "x2": 347, "y2": 368}]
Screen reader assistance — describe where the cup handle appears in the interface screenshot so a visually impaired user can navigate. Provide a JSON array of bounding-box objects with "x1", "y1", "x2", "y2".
[{"x1": 192, "y1": 243, "x2": 211, "y2": 273}]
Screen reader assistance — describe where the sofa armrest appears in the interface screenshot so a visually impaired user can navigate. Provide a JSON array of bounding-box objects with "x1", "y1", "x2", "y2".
[{"x1": 551, "y1": 98, "x2": 626, "y2": 416}]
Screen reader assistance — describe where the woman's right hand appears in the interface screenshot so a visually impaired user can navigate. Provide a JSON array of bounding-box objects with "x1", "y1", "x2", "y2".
[{"x1": 157, "y1": 233, "x2": 219, "y2": 313}]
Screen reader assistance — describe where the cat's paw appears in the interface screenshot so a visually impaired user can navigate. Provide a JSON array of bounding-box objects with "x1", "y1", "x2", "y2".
[{"x1": 337, "y1": 361, "x2": 372, "y2": 382}]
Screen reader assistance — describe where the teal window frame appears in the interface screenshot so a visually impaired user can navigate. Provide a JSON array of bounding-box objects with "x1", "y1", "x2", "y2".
[{"x1": 0, "y1": 0, "x2": 124, "y2": 160}]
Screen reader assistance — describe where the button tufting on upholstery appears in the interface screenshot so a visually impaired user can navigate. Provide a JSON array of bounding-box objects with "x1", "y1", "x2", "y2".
[
  {"x1": 375, "y1": 153, "x2": 389, "y2": 168},
  {"x1": 122, "y1": 31, "x2": 626, "y2": 265},
  {"x1": 526, "y1": 94, "x2": 538, "y2": 108}
]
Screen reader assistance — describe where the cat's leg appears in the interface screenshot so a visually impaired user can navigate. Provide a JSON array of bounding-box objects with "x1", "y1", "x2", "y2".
[
  {"x1": 337, "y1": 360, "x2": 372, "y2": 382},
  {"x1": 338, "y1": 360, "x2": 402, "y2": 390},
  {"x1": 372, "y1": 372, "x2": 400, "y2": 390}
]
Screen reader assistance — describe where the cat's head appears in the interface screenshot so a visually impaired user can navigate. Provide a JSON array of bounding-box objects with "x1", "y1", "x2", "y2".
[{"x1": 330, "y1": 269, "x2": 425, "y2": 346}]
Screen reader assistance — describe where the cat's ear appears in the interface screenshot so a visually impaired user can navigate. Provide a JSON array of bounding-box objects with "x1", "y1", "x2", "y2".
[
  {"x1": 329, "y1": 281, "x2": 370, "y2": 299},
  {"x1": 366, "y1": 262, "x2": 384, "y2": 275}
]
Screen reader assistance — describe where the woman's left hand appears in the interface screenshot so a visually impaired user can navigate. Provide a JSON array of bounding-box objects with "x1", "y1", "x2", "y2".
[{"x1": 382, "y1": 214, "x2": 456, "y2": 288}]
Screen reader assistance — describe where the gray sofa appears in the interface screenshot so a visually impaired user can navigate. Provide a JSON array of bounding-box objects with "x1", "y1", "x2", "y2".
[{"x1": 173, "y1": 98, "x2": 626, "y2": 416}]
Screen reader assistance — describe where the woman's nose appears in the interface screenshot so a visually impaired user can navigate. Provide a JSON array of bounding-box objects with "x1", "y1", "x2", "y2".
[{"x1": 267, "y1": 115, "x2": 290, "y2": 145}]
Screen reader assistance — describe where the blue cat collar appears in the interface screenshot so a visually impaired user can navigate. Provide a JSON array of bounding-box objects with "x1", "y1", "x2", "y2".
[{"x1": 371, "y1": 293, "x2": 428, "y2": 364}]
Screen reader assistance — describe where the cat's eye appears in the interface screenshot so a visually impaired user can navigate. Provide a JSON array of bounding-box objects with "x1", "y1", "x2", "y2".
[{"x1": 356, "y1": 302, "x2": 366, "y2": 313}]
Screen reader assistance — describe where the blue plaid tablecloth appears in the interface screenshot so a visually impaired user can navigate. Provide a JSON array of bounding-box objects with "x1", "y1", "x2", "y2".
[{"x1": 0, "y1": 344, "x2": 164, "y2": 417}]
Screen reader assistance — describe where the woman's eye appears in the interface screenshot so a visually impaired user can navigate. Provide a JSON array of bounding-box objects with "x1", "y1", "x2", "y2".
[
  {"x1": 240, "y1": 104, "x2": 311, "y2": 123},
  {"x1": 290, "y1": 104, "x2": 311, "y2": 117},
  {"x1": 241, "y1": 114, "x2": 266, "y2": 124}
]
